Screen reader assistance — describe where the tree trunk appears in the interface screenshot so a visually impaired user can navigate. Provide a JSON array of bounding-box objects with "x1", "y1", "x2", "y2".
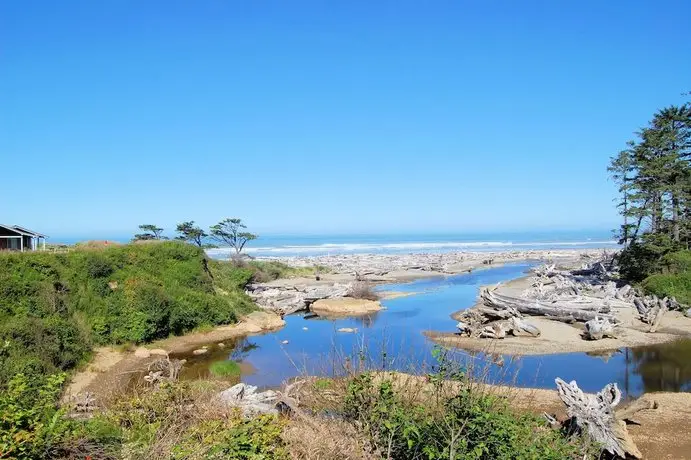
[{"x1": 672, "y1": 194, "x2": 680, "y2": 242}]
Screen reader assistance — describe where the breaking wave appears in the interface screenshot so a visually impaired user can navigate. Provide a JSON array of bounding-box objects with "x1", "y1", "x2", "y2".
[{"x1": 206, "y1": 239, "x2": 618, "y2": 258}]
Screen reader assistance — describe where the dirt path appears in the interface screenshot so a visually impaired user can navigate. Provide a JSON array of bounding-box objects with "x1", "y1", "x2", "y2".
[{"x1": 63, "y1": 311, "x2": 285, "y2": 404}]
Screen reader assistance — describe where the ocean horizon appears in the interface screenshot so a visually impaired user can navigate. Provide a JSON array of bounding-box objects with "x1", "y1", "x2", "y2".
[
  {"x1": 205, "y1": 229, "x2": 619, "y2": 258},
  {"x1": 49, "y1": 229, "x2": 619, "y2": 258}
]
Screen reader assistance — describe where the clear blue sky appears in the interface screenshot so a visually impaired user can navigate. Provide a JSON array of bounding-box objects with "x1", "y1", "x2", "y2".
[{"x1": 2, "y1": 0, "x2": 690, "y2": 239}]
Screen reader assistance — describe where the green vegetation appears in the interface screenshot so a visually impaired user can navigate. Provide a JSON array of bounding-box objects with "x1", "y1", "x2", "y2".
[
  {"x1": 342, "y1": 374, "x2": 587, "y2": 459},
  {"x1": 336, "y1": 348, "x2": 591, "y2": 460},
  {"x1": 609, "y1": 99, "x2": 691, "y2": 303},
  {"x1": 175, "y1": 221, "x2": 208, "y2": 247},
  {"x1": 247, "y1": 260, "x2": 329, "y2": 283},
  {"x1": 9, "y1": 381, "x2": 288, "y2": 460},
  {"x1": 133, "y1": 224, "x2": 166, "y2": 241},
  {"x1": 209, "y1": 360, "x2": 242, "y2": 378},
  {"x1": 313, "y1": 378, "x2": 333, "y2": 390},
  {"x1": 0, "y1": 241, "x2": 255, "y2": 382},
  {"x1": 209, "y1": 257, "x2": 329, "y2": 285},
  {"x1": 210, "y1": 218, "x2": 258, "y2": 255},
  {"x1": 0, "y1": 241, "x2": 262, "y2": 458}
]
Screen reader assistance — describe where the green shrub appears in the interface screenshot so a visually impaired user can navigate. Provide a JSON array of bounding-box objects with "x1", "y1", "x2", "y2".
[
  {"x1": 0, "y1": 373, "x2": 73, "y2": 460},
  {"x1": 61, "y1": 381, "x2": 287, "y2": 460},
  {"x1": 209, "y1": 360, "x2": 242, "y2": 377},
  {"x1": 343, "y1": 373, "x2": 587, "y2": 459},
  {"x1": 170, "y1": 415, "x2": 287, "y2": 459},
  {"x1": 618, "y1": 234, "x2": 684, "y2": 282},
  {"x1": 642, "y1": 272, "x2": 691, "y2": 305},
  {"x1": 0, "y1": 241, "x2": 257, "y2": 385},
  {"x1": 660, "y1": 250, "x2": 691, "y2": 274}
]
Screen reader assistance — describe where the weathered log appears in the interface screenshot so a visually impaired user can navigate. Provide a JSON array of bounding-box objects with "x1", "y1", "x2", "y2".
[
  {"x1": 648, "y1": 301, "x2": 666, "y2": 333},
  {"x1": 481, "y1": 288, "x2": 618, "y2": 323},
  {"x1": 583, "y1": 317, "x2": 616, "y2": 340},
  {"x1": 554, "y1": 378, "x2": 644, "y2": 459},
  {"x1": 476, "y1": 305, "x2": 520, "y2": 320},
  {"x1": 480, "y1": 322, "x2": 507, "y2": 339},
  {"x1": 508, "y1": 316, "x2": 541, "y2": 337},
  {"x1": 145, "y1": 357, "x2": 185, "y2": 384},
  {"x1": 570, "y1": 261, "x2": 607, "y2": 277}
]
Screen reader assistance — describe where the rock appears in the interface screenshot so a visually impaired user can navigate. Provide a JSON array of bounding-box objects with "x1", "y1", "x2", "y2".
[
  {"x1": 311, "y1": 298, "x2": 382, "y2": 317},
  {"x1": 281, "y1": 340, "x2": 289, "y2": 344},
  {"x1": 218, "y1": 342, "x2": 225, "y2": 348},
  {"x1": 192, "y1": 348, "x2": 208, "y2": 355},
  {"x1": 149, "y1": 348, "x2": 168, "y2": 356},
  {"x1": 218, "y1": 383, "x2": 279, "y2": 416},
  {"x1": 240, "y1": 311, "x2": 286, "y2": 332},
  {"x1": 337, "y1": 327, "x2": 358, "y2": 333},
  {"x1": 108, "y1": 281, "x2": 118, "y2": 290},
  {"x1": 134, "y1": 347, "x2": 151, "y2": 358}
]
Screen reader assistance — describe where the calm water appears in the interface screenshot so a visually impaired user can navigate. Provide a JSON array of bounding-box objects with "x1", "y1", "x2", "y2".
[{"x1": 174, "y1": 264, "x2": 691, "y2": 396}]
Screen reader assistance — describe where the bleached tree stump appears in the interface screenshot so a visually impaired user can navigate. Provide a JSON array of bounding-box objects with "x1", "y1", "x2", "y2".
[
  {"x1": 554, "y1": 378, "x2": 656, "y2": 459},
  {"x1": 583, "y1": 317, "x2": 617, "y2": 340}
]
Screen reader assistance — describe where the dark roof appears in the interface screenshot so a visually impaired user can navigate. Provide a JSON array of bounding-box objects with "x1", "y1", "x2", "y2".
[
  {"x1": 12, "y1": 225, "x2": 48, "y2": 238},
  {"x1": 0, "y1": 224, "x2": 25, "y2": 236}
]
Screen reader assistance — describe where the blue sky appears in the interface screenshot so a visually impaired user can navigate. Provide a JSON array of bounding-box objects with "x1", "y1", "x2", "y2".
[{"x1": 2, "y1": 0, "x2": 690, "y2": 239}]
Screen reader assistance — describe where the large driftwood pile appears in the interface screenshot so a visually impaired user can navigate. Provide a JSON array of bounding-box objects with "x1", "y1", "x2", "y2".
[
  {"x1": 455, "y1": 294, "x2": 542, "y2": 339},
  {"x1": 547, "y1": 378, "x2": 657, "y2": 459},
  {"x1": 461, "y1": 258, "x2": 689, "y2": 341}
]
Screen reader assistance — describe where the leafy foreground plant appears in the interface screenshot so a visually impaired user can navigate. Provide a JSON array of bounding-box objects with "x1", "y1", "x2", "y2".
[
  {"x1": 340, "y1": 350, "x2": 593, "y2": 460},
  {"x1": 8, "y1": 381, "x2": 288, "y2": 460}
]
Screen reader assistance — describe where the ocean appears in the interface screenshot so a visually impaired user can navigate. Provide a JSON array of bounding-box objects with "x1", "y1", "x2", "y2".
[{"x1": 206, "y1": 229, "x2": 619, "y2": 259}]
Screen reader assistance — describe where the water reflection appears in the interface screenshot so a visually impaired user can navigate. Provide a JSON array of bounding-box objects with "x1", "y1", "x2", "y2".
[{"x1": 627, "y1": 340, "x2": 691, "y2": 393}]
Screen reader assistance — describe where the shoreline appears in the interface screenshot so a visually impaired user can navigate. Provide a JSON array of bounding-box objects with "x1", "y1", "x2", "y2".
[{"x1": 63, "y1": 311, "x2": 285, "y2": 403}]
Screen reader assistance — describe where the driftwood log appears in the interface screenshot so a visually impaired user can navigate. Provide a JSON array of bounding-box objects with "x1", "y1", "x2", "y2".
[
  {"x1": 481, "y1": 288, "x2": 618, "y2": 323},
  {"x1": 583, "y1": 317, "x2": 617, "y2": 340},
  {"x1": 553, "y1": 378, "x2": 657, "y2": 459},
  {"x1": 457, "y1": 315, "x2": 541, "y2": 338},
  {"x1": 144, "y1": 357, "x2": 185, "y2": 384}
]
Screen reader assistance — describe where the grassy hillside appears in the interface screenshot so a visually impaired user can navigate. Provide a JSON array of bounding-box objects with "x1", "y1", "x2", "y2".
[{"x1": 0, "y1": 241, "x2": 255, "y2": 386}]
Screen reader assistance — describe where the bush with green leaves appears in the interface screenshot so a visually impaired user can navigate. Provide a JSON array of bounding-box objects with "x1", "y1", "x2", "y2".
[
  {"x1": 62, "y1": 381, "x2": 287, "y2": 460},
  {"x1": 0, "y1": 373, "x2": 73, "y2": 460},
  {"x1": 0, "y1": 241, "x2": 256, "y2": 385},
  {"x1": 342, "y1": 349, "x2": 591, "y2": 460},
  {"x1": 0, "y1": 241, "x2": 262, "y2": 459}
]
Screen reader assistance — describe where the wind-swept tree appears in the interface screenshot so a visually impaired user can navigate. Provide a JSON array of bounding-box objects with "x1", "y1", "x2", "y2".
[
  {"x1": 175, "y1": 221, "x2": 207, "y2": 247},
  {"x1": 133, "y1": 224, "x2": 165, "y2": 241},
  {"x1": 209, "y1": 218, "x2": 257, "y2": 255}
]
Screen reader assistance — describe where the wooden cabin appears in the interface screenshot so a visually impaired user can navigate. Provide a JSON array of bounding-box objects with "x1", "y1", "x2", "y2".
[{"x1": 0, "y1": 224, "x2": 48, "y2": 251}]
